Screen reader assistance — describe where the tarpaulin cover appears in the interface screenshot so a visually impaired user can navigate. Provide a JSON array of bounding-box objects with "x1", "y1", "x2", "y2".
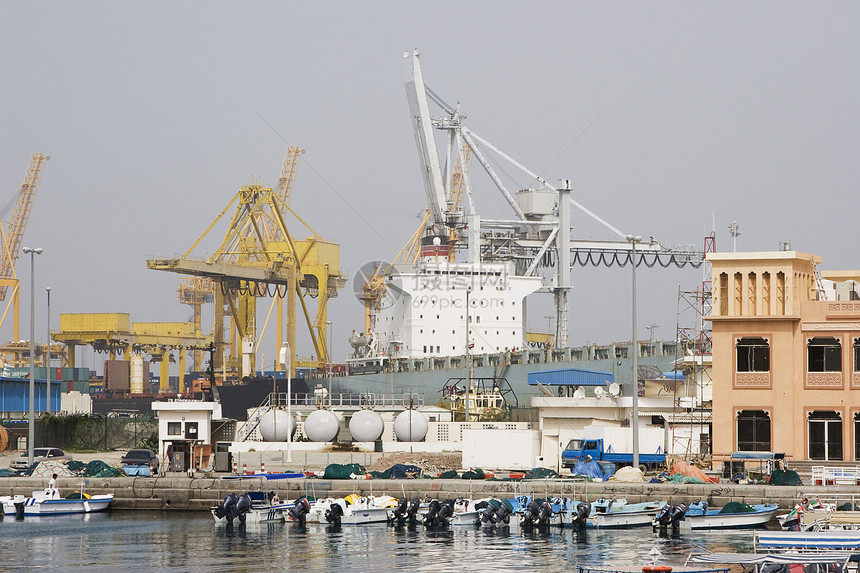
[
  {"x1": 28, "y1": 460, "x2": 74, "y2": 477},
  {"x1": 610, "y1": 466, "x2": 646, "y2": 482},
  {"x1": 768, "y1": 469, "x2": 803, "y2": 486},
  {"x1": 571, "y1": 459, "x2": 606, "y2": 480},
  {"x1": 369, "y1": 464, "x2": 423, "y2": 479},
  {"x1": 461, "y1": 468, "x2": 485, "y2": 480},
  {"x1": 322, "y1": 463, "x2": 366, "y2": 479},
  {"x1": 524, "y1": 467, "x2": 559, "y2": 479},
  {"x1": 671, "y1": 460, "x2": 719, "y2": 483},
  {"x1": 439, "y1": 470, "x2": 459, "y2": 479},
  {"x1": 719, "y1": 501, "x2": 754, "y2": 514}
]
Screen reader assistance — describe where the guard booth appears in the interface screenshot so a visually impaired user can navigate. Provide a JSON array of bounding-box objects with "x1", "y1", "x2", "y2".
[{"x1": 152, "y1": 399, "x2": 222, "y2": 473}]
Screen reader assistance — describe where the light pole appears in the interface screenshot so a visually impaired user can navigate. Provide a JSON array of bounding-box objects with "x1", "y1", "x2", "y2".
[
  {"x1": 625, "y1": 235, "x2": 641, "y2": 470},
  {"x1": 326, "y1": 320, "x2": 332, "y2": 408},
  {"x1": 465, "y1": 287, "x2": 471, "y2": 422},
  {"x1": 46, "y1": 287, "x2": 51, "y2": 414},
  {"x1": 279, "y1": 342, "x2": 292, "y2": 463},
  {"x1": 23, "y1": 246, "x2": 43, "y2": 466},
  {"x1": 646, "y1": 323, "x2": 658, "y2": 357}
]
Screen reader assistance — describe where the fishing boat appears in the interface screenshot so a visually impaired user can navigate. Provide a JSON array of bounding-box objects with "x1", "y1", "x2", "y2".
[
  {"x1": 586, "y1": 498, "x2": 666, "y2": 529},
  {"x1": 514, "y1": 496, "x2": 591, "y2": 528},
  {"x1": 211, "y1": 492, "x2": 291, "y2": 525},
  {"x1": 1, "y1": 490, "x2": 113, "y2": 517},
  {"x1": 672, "y1": 501, "x2": 778, "y2": 531},
  {"x1": 690, "y1": 551, "x2": 859, "y2": 573},
  {"x1": 304, "y1": 495, "x2": 397, "y2": 525}
]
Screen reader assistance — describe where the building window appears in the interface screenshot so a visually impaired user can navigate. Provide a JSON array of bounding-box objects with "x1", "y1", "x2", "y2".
[
  {"x1": 855, "y1": 412, "x2": 859, "y2": 461},
  {"x1": 737, "y1": 410, "x2": 770, "y2": 451},
  {"x1": 185, "y1": 422, "x2": 198, "y2": 440},
  {"x1": 854, "y1": 338, "x2": 860, "y2": 372},
  {"x1": 167, "y1": 422, "x2": 181, "y2": 436},
  {"x1": 736, "y1": 337, "x2": 769, "y2": 372},
  {"x1": 808, "y1": 411, "x2": 842, "y2": 461},
  {"x1": 808, "y1": 337, "x2": 842, "y2": 372}
]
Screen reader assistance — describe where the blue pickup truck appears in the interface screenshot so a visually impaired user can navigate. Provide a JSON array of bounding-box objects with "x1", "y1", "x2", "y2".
[{"x1": 561, "y1": 438, "x2": 666, "y2": 470}]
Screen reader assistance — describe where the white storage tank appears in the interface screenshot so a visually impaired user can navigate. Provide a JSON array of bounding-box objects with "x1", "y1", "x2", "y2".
[
  {"x1": 304, "y1": 409, "x2": 340, "y2": 442},
  {"x1": 393, "y1": 409, "x2": 428, "y2": 442},
  {"x1": 349, "y1": 409, "x2": 384, "y2": 442},
  {"x1": 130, "y1": 354, "x2": 145, "y2": 394},
  {"x1": 258, "y1": 408, "x2": 296, "y2": 442}
]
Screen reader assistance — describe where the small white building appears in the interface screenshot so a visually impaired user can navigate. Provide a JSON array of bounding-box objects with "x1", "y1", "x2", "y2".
[{"x1": 152, "y1": 400, "x2": 223, "y2": 472}]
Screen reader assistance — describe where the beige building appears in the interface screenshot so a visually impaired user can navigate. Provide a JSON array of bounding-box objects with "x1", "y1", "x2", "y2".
[{"x1": 707, "y1": 250, "x2": 860, "y2": 471}]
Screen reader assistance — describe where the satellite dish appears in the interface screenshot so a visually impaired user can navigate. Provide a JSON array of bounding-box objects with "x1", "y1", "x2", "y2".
[
  {"x1": 594, "y1": 386, "x2": 605, "y2": 399},
  {"x1": 535, "y1": 381, "x2": 555, "y2": 397},
  {"x1": 608, "y1": 383, "x2": 621, "y2": 397},
  {"x1": 573, "y1": 386, "x2": 585, "y2": 399}
]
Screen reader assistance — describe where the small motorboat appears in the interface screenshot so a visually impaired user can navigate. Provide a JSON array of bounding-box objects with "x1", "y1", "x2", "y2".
[
  {"x1": 516, "y1": 496, "x2": 590, "y2": 529},
  {"x1": 672, "y1": 501, "x2": 778, "y2": 530},
  {"x1": 586, "y1": 498, "x2": 667, "y2": 529},
  {"x1": 211, "y1": 492, "x2": 291, "y2": 525},
  {"x1": 304, "y1": 495, "x2": 395, "y2": 525},
  {"x1": 1, "y1": 490, "x2": 113, "y2": 517}
]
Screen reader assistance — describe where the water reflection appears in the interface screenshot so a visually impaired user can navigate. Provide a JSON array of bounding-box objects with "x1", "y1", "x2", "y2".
[{"x1": 1, "y1": 511, "x2": 757, "y2": 572}]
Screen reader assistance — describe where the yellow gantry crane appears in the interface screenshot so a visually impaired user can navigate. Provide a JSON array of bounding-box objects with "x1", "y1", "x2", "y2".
[
  {"x1": 149, "y1": 171, "x2": 345, "y2": 380},
  {"x1": 0, "y1": 153, "x2": 50, "y2": 366}
]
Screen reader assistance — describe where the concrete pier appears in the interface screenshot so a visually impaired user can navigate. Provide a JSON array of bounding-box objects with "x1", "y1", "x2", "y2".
[{"x1": 1, "y1": 476, "x2": 852, "y2": 512}]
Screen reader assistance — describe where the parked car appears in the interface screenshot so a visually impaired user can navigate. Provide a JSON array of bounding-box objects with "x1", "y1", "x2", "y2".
[
  {"x1": 120, "y1": 449, "x2": 159, "y2": 473},
  {"x1": 9, "y1": 447, "x2": 68, "y2": 471}
]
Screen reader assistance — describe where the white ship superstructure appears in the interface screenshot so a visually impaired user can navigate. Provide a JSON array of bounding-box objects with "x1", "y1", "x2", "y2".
[{"x1": 376, "y1": 258, "x2": 542, "y2": 359}]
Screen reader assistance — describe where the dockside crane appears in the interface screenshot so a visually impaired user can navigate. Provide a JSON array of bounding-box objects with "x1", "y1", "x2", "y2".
[
  {"x1": 149, "y1": 181, "x2": 345, "y2": 380},
  {"x1": 0, "y1": 153, "x2": 50, "y2": 365}
]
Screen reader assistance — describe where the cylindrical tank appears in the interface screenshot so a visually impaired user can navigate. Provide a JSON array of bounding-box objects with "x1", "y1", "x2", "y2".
[
  {"x1": 393, "y1": 410, "x2": 428, "y2": 442},
  {"x1": 349, "y1": 409, "x2": 384, "y2": 442},
  {"x1": 130, "y1": 354, "x2": 144, "y2": 394},
  {"x1": 258, "y1": 408, "x2": 296, "y2": 442},
  {"x1": 304, "y1": 409, "x2": 340, "y2": 442}
]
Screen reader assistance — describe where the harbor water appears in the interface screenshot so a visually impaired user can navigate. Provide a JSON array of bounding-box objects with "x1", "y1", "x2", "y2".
[{"x1": 2, "y1": 510, "x2": 757, "y2": 572}]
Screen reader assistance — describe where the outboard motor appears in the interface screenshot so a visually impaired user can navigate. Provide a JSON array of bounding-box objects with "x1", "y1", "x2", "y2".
[
  {"x1": 325, "y1": 502, "x2": 345, "y2": 525},
  {"x1": 423, "y1": 499, "x2": 441, "y2": 526},
  {"x1": 288, "y1": 497, "x2": 312, "y2": 525},
  {"x1": 537, "y1": 501, "x2": 553, "y2": 527},
  {"x1": 436, "y1": 499, "x2": 454, "y2": 526},
  {"x1": 571, "y1": 501, "x2": 591, "y2": 529},
  {"x1": 392, "y1": 498, "x2": 409, "y2": 523},
  {"x1": 494, "y1": 500, "x2": 512, "y2": 524},
  {"x1": 234, "y1": 493, "x2": 252, "y2": 524},
  {"x1": 480, "y1": 499, "x2": 500, "y2": 524},
  {"x1": 406, "y1": 498, "x2": 421, "y2": 523},
  {"x1": 521, "y1": 500, "x2": 541, "y2": 527},
  {"x1": 655, "y1": 502, "x2": 687, "y2": 532},
  {"x1": 14, "y1": 500, "x2": 26, "y2": 520}
]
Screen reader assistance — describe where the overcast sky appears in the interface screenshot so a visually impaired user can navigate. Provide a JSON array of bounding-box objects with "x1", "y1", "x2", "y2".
[{"x1": 1, "y1": 1, "x2": 857, "y2": 375}]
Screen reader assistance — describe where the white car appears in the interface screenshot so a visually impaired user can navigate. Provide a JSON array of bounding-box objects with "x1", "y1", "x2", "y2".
[{"x1": 9, "y1": 447, "x2": 68, "y2": 471}]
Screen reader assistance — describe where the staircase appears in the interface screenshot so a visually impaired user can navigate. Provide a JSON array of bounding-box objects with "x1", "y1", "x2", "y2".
[
  {"x1": 787, "y1": 460, "x2": 860, "y2": 486},
  {"x1": 236, "y1": 394, "x2": 273, "y2": 442}
]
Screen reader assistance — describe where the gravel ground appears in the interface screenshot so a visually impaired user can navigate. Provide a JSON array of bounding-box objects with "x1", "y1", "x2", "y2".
[{"x1": 366, "y1": 452, "x2": 463, "y2": 474}]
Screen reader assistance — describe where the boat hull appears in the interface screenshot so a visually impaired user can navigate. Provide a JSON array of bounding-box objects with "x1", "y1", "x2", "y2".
[
  {"x1": 679, "y1": 504, "x2": 778, "y2": 530},
  {"x1": 2, "y1": 494, "x2": 113, "y2": 516}
]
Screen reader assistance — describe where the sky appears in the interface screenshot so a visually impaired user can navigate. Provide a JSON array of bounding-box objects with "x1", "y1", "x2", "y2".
[{"x1": 1, "y1": 1, "x2": 858, "y2": 376}]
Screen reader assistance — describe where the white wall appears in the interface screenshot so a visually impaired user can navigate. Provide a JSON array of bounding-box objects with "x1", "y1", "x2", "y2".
[{"x1": 462, "y1": 429, "x2": 541, "y2": 470}]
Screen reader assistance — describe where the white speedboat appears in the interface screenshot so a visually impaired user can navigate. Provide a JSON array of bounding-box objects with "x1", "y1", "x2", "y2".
[
  {"x1": 305, "y1": 495, "x2": 396, "y2": 525},
  {"x1": 683, "y1": 502, "x2": 778, "y2": 530},
  {"x1": 211, "y1": 492, "x2": 291, "y2": 525},
  {"x1": 1, "y1": 490, "x2": 113, "y2": 517},
  {"x1": 586, "y1": 498, "x2": 666, "y2": 529}
]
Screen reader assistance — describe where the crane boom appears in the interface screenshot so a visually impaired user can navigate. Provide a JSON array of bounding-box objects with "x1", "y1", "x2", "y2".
[
  {"x1": 276, "y1": 145, "x2": 305, "y2": 206},
  {"x1": 0, "y1": 153, "x2": 49, "y2": 300}
]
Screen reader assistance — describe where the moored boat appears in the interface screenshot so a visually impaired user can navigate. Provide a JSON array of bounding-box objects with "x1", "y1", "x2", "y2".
[
  {"x1": 1, "y1": 490, "x2": 113, "y2": 517},
  {"x1": 667, "y1": 501, "x2": 778, "y2": 531},
  {"x1": 586, "y1": 498, "x2": 666, "y2": 529},
  {"x1": 211, "y1": 492, "x2": 291, "y2": 525}
]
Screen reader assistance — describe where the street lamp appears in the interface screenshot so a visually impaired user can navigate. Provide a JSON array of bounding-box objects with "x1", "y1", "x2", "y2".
[
  {"x1": 46, "y1": 287, "x2": 51, "y2": 414},
  {"x1": 625, "y1": 235, "x2": 641, "y2": 470},
  {"x1": 279, "y1": 342, "x2": 292, "y2": 463},
  {"x1": 22, "y1": 246, "x2": 43, "y2": 466}
]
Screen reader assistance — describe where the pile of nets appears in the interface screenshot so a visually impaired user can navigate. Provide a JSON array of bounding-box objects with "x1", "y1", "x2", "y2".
[
  {"x1": 718, "y1": 501, "x2": 755, "y2": 514},
  {"x1": 438, "y1": 470, "x2": 460, "y2": 479},
  {"x1": 321, "y1": 463, "x2": 366, "y2": 479},
  {"x1": 65, "y1": 460, "x2": 122, "y2": 478},
  {"x1": 461, "y1": 468, "x2": 485, "y2": 479},
  {"x1": 524, "y1": 467, "x2": 558, "y2": 480},
  {"x1": 666, "y1": 473, "x2": 707, "y2": 484},
  {"x1": 368, "y1": 464, "x2": 423, "y2": 479},
  {"x1": 768, "y1": 469, "x2": 803, "y2": 486}
]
